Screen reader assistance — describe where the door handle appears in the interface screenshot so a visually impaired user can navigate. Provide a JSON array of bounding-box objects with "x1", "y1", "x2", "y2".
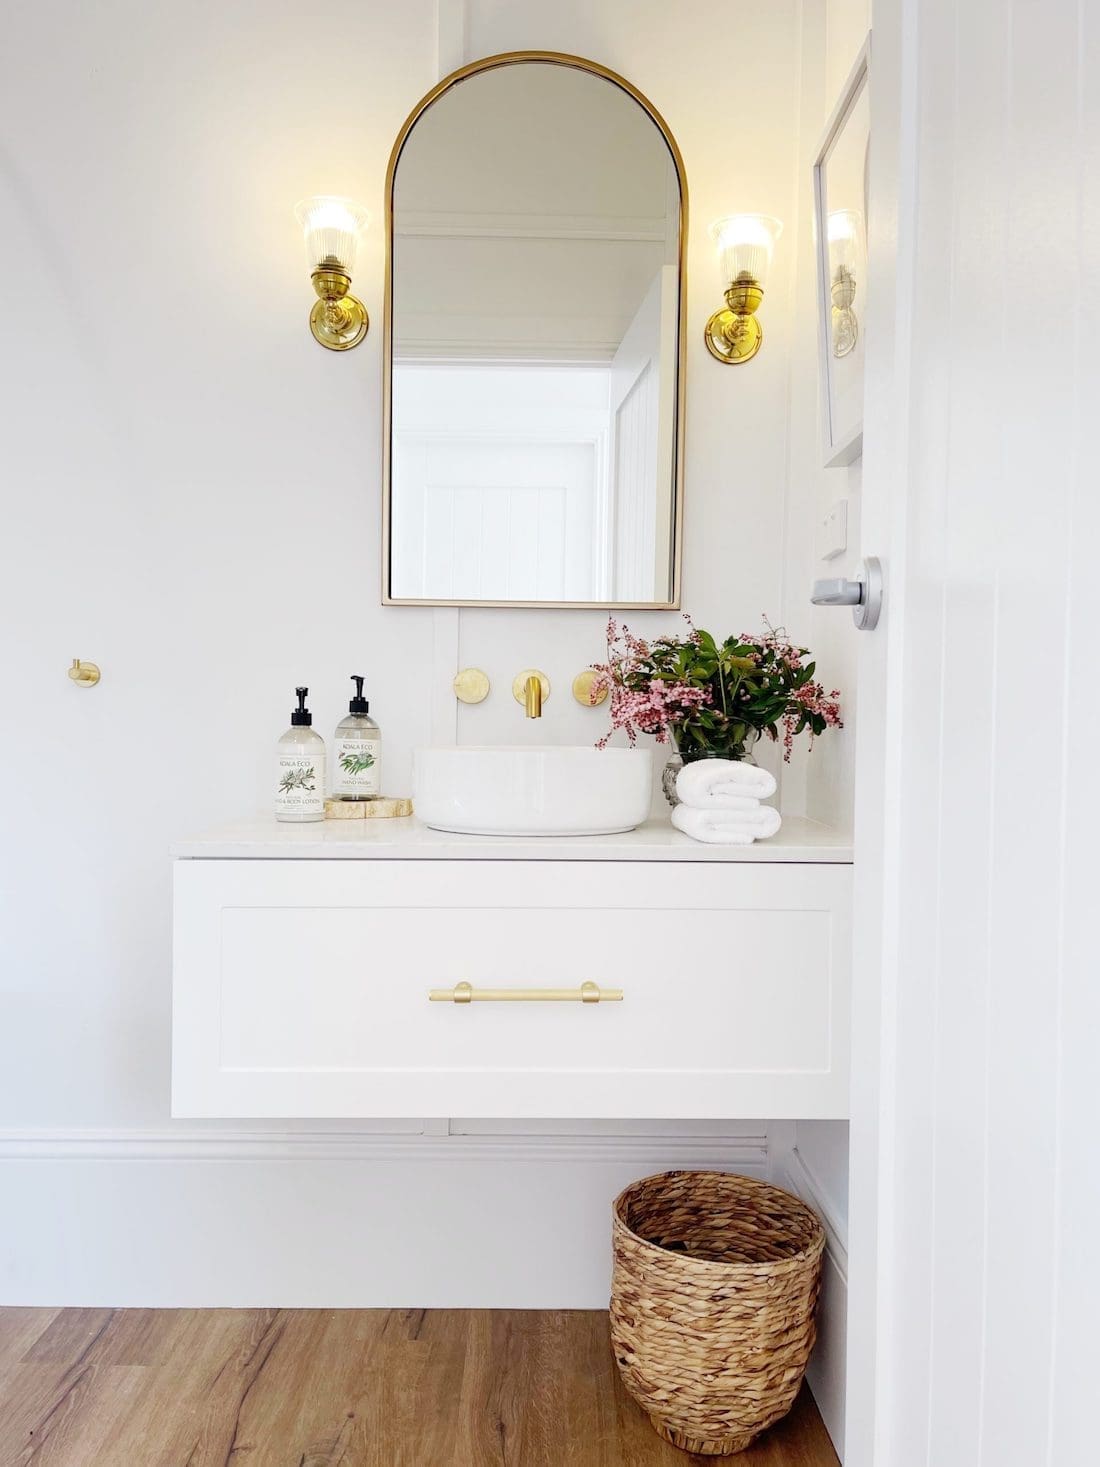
[
  {"x1": 811, "y1": 555, "x2": 882, "y2": 630},
  {"x1": 809, "y1": 578, "x2": 862, "y2": 606}
]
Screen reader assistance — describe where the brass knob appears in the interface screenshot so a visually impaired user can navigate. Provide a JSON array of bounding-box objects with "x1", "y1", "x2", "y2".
[
  {"x1": 572, "y1": 669, "x2": 608, "y2": 707},
  {"x1": 453, "y1": 668, "x2": 490, "y2": 704}
]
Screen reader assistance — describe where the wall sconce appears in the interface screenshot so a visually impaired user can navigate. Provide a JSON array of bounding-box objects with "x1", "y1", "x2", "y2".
[
  {"x1": 294, "y1": 195, "x2": 370, "y2": 351},
  {"x1": 704, "y1": 214, "x2": 783, "y2": 364},
  {"x1": 827, "y1": 209, "x2": 863, "y2": 358}
]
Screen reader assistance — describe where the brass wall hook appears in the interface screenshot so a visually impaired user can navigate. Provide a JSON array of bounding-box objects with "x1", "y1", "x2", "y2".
[{"x1": 68, "y1": 658, "x2": 100, "y2": 687}]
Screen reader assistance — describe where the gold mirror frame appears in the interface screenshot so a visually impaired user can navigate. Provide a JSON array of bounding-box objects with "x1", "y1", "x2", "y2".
[{"x1": 381, "y1": 51, "x2": 688, "y2": 610}]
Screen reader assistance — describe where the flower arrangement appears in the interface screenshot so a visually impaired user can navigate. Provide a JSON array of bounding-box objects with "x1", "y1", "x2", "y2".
[{"x1": 591, "y1": 617, "x2": 842, "y2": 762}]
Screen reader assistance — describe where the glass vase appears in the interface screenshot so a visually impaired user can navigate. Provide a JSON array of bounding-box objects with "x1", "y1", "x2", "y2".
[{"x1": 662, "y1": 733, "x2": 761, "y2": 808}]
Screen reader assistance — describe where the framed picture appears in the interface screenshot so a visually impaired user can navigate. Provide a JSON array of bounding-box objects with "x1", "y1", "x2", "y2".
[{"x1": 813, "y1": 36, "x2": 871, "y2": 467}]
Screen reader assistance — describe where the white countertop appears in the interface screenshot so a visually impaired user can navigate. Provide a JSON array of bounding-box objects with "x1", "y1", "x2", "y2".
[{"x1": 171, "y1": 814, "x2": 853, "y2": 863}]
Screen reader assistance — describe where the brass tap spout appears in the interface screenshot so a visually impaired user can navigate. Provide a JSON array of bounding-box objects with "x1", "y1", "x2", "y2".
[
  {"x1": 525, "y1": 674, "x2": 543, "y2": 719},
  {"x1": 512, "y1": 669, "x2": 549, "y2": 716}
]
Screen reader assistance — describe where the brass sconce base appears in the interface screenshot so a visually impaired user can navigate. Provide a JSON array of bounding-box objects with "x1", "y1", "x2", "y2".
[
  {"x1": 831, "y1": 267, "x2": 859, "y2": 358},
  {"x1": 309, "y1": 268, "x2": 369, "y2": 351},
  {"x1": 704, "y1": 274, "x2": 765, "y2": 364},
  {"x1": 704, "y1": 307, "x2": 763, "y2": 364},
  {"x1": 831, "y1": 306, "x2": 859, "y2": 358}
]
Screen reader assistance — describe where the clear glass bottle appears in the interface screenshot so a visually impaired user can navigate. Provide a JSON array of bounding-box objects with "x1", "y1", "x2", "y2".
[
  {"x1": 333, "y1": 674, "x2": 381, "y2": 800},
  {"x1": 275, "y1": 687, "x2": 326, "y2": 822}
]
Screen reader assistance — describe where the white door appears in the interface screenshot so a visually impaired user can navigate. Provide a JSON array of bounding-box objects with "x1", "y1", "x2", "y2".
[
  {"x1": 848, "y1": 1, "x2": 1098, "y2": 1464},
  {"x1": 395, "y1": 437, "x2": 597, "y2": 601},
  {"x1": 608, "y1": 266, "x2": 679, "y2": 600}
]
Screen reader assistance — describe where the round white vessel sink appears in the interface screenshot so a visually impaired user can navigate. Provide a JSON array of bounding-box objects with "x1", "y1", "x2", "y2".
[{"x1": 413, "y1": 746, "x2": 653, "y2": 836}]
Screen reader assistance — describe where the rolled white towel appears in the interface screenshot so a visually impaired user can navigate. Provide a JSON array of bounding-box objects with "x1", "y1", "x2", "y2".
[
  {"x1": 676, "y1": 757, "x2": 777, "y2": 807},
  {"x1": 680, "y1": 790, "x2": 760, "y2": 812},
  {"x1": 671, "y1": 803, "x2": 783, "y2": 845}
]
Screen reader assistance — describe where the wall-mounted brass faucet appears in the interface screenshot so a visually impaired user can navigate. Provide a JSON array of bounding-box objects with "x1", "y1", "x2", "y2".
[
  {"x1": 512, "y1": 669, "x2": 550, "y2": 718},
  {"x1": 525, "y1": 675, "x2": 542, "y2": 719}
]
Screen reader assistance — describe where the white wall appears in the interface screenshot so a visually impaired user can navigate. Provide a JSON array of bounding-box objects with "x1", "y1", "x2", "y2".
[
  {"x1": 778, "y1": 0, "x2": 870, "y2": 1227},
  {"x1": 0, "y1": 0, "x2": 844, "y2": 1398},
  {"x1": 782, "y1": 0, "x2": 871, "y2": 836},
  {"x1": 2, "y1": 0, "x2": 441, "y2": 1131},
  {"x1": 0, "y1": 1125, "x2": 770, "y2": 1308},
  {"x1": 771, "y1": 3, "x2": 870, "y2": 1450},
  {"x1": 1, "y1": 0, "x2": 810, "y2": 1130},
  {"x1": 779, "y1": 0, "x2": 869, "y2": 1227}
]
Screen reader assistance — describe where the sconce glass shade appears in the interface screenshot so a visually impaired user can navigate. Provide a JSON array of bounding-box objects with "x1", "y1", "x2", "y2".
[
  {"x1": 709, "y1": 214, "x2": 784, "y2": 290},
  {"x1": 294, "y1": 195, "x2": 370, "y2": 276},
  {"x1": 296, "y1": 196, "x2": 370, "y2": 352},
  {"x1": 827, "y1": 209, "x2": 864, "y2": 360},
  {"x1": 827, "y1": 209, "x2": 864, "y2": 274}
]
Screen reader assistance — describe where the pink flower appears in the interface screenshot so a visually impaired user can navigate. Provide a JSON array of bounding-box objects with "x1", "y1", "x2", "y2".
[{"x1": 591, "y1": 615, "x2": 842, "y2": 761}]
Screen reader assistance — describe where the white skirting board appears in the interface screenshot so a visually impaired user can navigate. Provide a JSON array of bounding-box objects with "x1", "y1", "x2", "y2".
[
  {"x1": 0, "y1": 1125, "x2": 768, "y2": 1309},
  {"x1": 777, "y1": 1145, "x2": 849, "y2": 1462}
]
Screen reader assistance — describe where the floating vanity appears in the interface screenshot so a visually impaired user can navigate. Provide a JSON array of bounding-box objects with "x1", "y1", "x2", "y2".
[{"x1": 171, "y1": 816, "x2": 852, "y2": 1123}]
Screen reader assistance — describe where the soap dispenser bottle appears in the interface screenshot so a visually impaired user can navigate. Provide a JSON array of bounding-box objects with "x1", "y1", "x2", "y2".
[
  {"x1": 333, "y1": 675, "x2": 382, "y2": 800},
  {"x1": 275, "y1": 687, "x2": 326, "y2": 823}
]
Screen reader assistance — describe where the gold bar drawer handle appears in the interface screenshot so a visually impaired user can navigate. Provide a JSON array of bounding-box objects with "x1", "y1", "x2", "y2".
[{"x1": 428, "y1": 981, "x2": 623, "y2": 1005}]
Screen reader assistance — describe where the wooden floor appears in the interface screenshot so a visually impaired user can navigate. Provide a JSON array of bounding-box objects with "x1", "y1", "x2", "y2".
[{"x1": 0, "y1": 1308, "x2": 838, "y2": 1466}]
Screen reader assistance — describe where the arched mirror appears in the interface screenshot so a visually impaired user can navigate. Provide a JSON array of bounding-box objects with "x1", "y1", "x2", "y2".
[{"x1": 383, "y1": 53, "x2": 686, "y2": 608}]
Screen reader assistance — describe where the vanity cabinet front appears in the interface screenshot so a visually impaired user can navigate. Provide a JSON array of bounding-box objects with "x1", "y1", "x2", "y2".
[{"x1": 172, "y1": 858, "x2": 850, "y2": 1120}]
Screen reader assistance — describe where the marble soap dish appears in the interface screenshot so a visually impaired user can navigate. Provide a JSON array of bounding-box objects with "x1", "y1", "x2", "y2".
[{"x1": 324, "y1": 797, "x2": 413, "y2": 820}]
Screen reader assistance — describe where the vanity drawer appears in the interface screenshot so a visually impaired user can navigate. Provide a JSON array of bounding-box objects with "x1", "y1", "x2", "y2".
[{"x1": 172, "y1": 859, "x2": 850, "y2": 1120}]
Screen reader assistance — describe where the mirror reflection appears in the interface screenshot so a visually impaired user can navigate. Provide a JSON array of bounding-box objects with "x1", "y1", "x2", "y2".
[{"x1": 386, "y1": 58, "x2": 685, "y2": 607}]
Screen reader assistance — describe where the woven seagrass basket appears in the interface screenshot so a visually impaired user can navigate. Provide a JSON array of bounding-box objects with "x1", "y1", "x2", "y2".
[{"x1": 610, "y1": 1170, "x2": 825, "y2": 1457}]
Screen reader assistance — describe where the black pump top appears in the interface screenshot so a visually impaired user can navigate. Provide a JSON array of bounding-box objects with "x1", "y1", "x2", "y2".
[
  {"x1": 291, "y1": 686, "x2": 312, "y2": 726},
  {"x1": 348, "y1": 674, "x2": 369, "y2": 715}
]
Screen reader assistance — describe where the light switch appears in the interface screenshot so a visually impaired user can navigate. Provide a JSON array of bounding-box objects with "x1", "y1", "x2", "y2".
[{"x1": 818, "y1": 499, "x2": 848, "y2": 561}]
